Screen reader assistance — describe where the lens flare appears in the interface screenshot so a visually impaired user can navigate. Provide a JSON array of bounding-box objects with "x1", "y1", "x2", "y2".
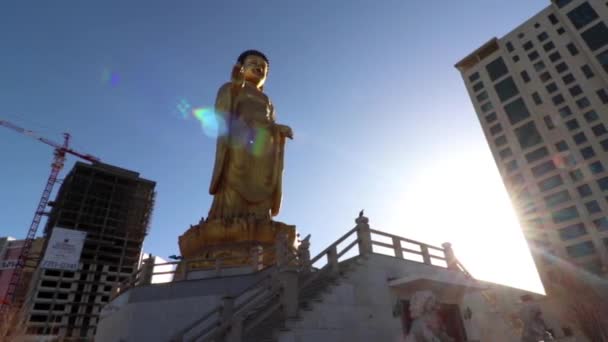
[
  {"x1": 192, "y1": 107, "x2": 227, "y2": 138},
  {"x1": 101, "y1": 67, "x2": 120, "y2": 87},
  {"x1": 251, "y1": 127, "x2": 269, "y2": 156},
  {"x1": 177, "y1": 99, "x2": 191, "y2": 119}
]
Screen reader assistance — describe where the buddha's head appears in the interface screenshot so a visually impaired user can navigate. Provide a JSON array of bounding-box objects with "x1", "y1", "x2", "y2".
[{"x1": 233, "y1": 50, "x2": 269, "y2": 89}]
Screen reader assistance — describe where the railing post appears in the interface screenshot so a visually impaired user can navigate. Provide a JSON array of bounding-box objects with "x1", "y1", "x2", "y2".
[
  {"x1": 215, "y1": 258, "x2": 222, "y2": 277},
  {"x1": 392, "y1": 237, "x2": 403, "y2": 259},
  {"x1": 138, "y1": 254, "x2": 155, "y2": 286},
  {"x1": 327, "y1": 245, "x2": 339, "y2": 275},
  {"x1": 421, "y1": 245, "x2": 431, "y2": 265},
  {"x1": 442, "y1": 242, "x2": 458, "y2": 270},
  {"x1": 176, "y1": 260, "x2": 188, "y2": 281},
  {"x1": 275, "y1": 231, "x2": 289, "y2": 268},
  {"x1": 250, "y1": 245, "x2": 264, "y2": 272},
  {"x1": 225, "y1": 314, "x2": 243, "y2": 342},
  {"x1": 221, "y1": 295, "x2": 234, "y2": 322},
  {"x1": 278, "y1": 267, "x2": 299, "y2": 319},
  {"x1": 356, "y1": 211, "x2": 372, "y2": 256},
  {"x1": 297, "y1": 235, "x2": 311, "y2": 273}
]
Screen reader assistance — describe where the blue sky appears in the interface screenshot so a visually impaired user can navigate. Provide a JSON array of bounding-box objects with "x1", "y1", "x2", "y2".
[{"x1": 1, "y1": 1, "x2": 548, "y2": 292}]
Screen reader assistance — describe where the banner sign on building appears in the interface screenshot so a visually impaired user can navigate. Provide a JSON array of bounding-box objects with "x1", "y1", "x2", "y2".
[
  {"x1": 40, "y1": 227, "x2": 86, "y2": 271},
  {"x1": 0, "y1": 259, "x2": 18, "y2": 270}
]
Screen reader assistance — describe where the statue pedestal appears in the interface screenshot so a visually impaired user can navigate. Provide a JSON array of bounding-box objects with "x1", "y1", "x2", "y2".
[{"x1": 177, "y1": 217, "x2": 297, "y2": 272}]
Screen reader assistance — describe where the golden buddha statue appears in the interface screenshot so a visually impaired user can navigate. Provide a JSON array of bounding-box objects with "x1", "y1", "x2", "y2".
[{"x1": 178, "y1": 50, "x2": 297, "y2": 269}]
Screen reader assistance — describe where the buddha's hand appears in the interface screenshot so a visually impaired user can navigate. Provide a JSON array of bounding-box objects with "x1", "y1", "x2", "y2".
[{"x1": 277, "y1": 124, "x2": 294, "y2": 139}]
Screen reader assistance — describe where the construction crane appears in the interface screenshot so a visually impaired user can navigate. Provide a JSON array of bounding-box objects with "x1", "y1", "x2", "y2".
[{"x1": 0, "y1": 119, "x2": 99, "y2": 315}]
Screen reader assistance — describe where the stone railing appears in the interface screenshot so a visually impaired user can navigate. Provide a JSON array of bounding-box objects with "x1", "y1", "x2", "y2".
[
  {"x1": 110, "y1": 245, "x2": 286, "y2": 300},
  {"x1": 168, "y1": 212, "x2": 466, "y2": 342}
]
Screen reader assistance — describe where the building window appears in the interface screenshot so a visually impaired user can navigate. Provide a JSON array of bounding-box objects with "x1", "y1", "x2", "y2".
[
  {"x1": 538, "y1": 32, "x2": 549, "y2": 42},
  {"x1": 557, "y1": 27, "x2": 565, "y2": 35},
  {"x1": 544, "y1": 116, "x2": 555, "y2": 129},
  {"x1": 494, "y1": 77, "x2": 519, "y2": 102},
  {"x1": 485, "y1": 112, "x2": 497, "y2": 123},
  {"x1": 586, "y1": 200, "x2": 602, "y2": 214},
  {"x1": 481, "y1": 102, "x2": 494, "y2": 113},
  {"x1": 506, "y1": 42, "x2": 514, "y2": 52},
  {"x1": 562, "y1": 73, "x2": 575, "y2": 84},
  {"x1": 566, "y1": 240, "x2": 595, "y2": 258},
  {"x1": 548, "y1": 14, "x2": 559, "y2": 25},
  {"x1": 523, "y1": 41, "x2": 534, "y2": 51},
  {"x1": 532, "y1": 92, "x2": 543, "y2": 105},
  {"x1": 545, "y1": 190, "x2": 571, "y2": 208},
  {"x1": 589, "y1": 161, "x2": 604, "y2": 174},
  {"x1": 532, "y1": 160, "x2": 557, "y2": 177},
  {"x1": 570, "y1": 169, "x2": 583, "y2": 182},
  {"x1": 539, "y1": 174, "x2": 564, "y2": 192},
  {"x1": 468, "y1": 72, "x2": 480, "y2": 82},
  {"x1": 552, "y1": 94, "x2": 565, "y2": 105},
  {"x1": 486, "y1": 57, "x2": 509, "y2": 81},
  {"x1": 546, "y1": 83, "x2": 559, "y2": 93},
  {"x1": 554, "y1": 0, "x2": 573, "y2": 9},
  {"x1": 510, "y1": 173, "x2": 525, "y2": 187},
  {"x1": 473, "y1": 81, "x2": 484, "y2": 92},
  {"x1": 556, "y1": 141, "x2": 569, "y2": 151},
  {"x1": 534, "y1": 61, "x2": 546, "y2": 72},
  {"x1": 566, "y1": 119, "x2": 580, "y2": 131},
  {"x1": 566, "y1": 43, "x2": 578, "y2": 56},
  {"x1": 506, "y1": 159, "x2": 518, "y2": 172},
  {"x1": 520, "y1": 71, "x2": 531, "y2": 83},
  {"x1": 569, "y1": 169, "x2": 585, "y2": 183},
  {"x1": 515, "y1": 121, "x2": 543, "y2": 149},
  {"x1": 526, "y1": 146, "x2": 549, "y2": 163},
  {"x1": 499, "y1": 147, "x2": 513, "y2": 159},
  {"x1": 553, "y1": 205, "x2": 579, "y2": 223},
  {"x1": 601, "y1": 139, "x2": 608, "y2": 151},
  {"x1": 549, "y1": 51, "x2": 562, "y2": 62},
  {"x1": 573, "y1": 132, "x2": 588, "y2": 145},
  {"x1": 581, "y1": 22, "x2": 608, "y2": 51},
  {"x1": 597, "y1": 89, "x2": 608, "y2": 104},
  {"x1": 567, "y1": 2, "x2": 599, "y2": 30},
  {"x1": 593, "y1": 217, "x2": 608, "y2": 231},
  {"x1": 597, "y1": 50, "x2": 608, "y2": 73},
  {"x1": 569, "y1": 85, "x2": 583, "y2": 97},
  {"x1": 597, "y1": 176, "x2": 608, "y2": 191},
  {"x1": 583, "y1": 110, "x2": 598, "y2": 122},
  {"x1": 476, "y1": 91, "x2": 488, "y2": 102},
  {"x1": 581, "y1": 64, "x2": 595, "y2": 78},
  {"x1": 528, "y1": 51, "x2": 540, "y2": 61},
  {"x1": 539, "y1": 71, "x2": 552, "y2": 82},
  {"x1": 578, "y1": 184, "x2": 593, "y2": 197},
  {"x1": 576, "y1": 97, "x2": 591, "y2": 109},
  {"x1": 543, "y1": 41, "x2": 555, "y2": 52},
  {"x1": 504, "y1": 98, "x2": 530, "y2": 125},
  {"x1": 513, "y1": 55, "x2": 520, "y2": 62},
  {"x1": 581, "y1": 146, "x2": 595, "y2": 159},
  {"x1": 559, "y1": 223, "x2": 587, "y2": 240},
  {"x1": 555, "y1": 62, "x2": 569, "y2": 73},
  {"x1": 592, "y1": 124, "x2": 607, "y2": 137},
  {"x1": 495, "y1": 135, "x2": 508, "y2": 147},
  {"x1": 559, "y1": 106, "x2": 572, "y2": 118}
]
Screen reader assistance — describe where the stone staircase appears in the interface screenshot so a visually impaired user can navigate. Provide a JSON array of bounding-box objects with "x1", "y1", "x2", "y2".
[
  {"x1": 171, "y1": 212, "x2": 465, "y2": 342},
  {"x1": 242, "y1": 257, "x2": 363, "y2": 342}
]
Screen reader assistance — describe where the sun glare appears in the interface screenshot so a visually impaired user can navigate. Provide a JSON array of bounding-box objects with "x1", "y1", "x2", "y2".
[{"x1": 387, "y1": 147, "x2": 545, "y2": 293}]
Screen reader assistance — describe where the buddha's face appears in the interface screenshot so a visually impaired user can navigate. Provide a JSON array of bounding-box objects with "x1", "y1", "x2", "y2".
[{"x1": 242, "y1": 55, "x2": 268, "y2": 88}]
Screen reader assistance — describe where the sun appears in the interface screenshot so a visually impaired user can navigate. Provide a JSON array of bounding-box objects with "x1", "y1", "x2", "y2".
[{"x1": 387, "y1": 147, "x2": 545, "y2": 293}]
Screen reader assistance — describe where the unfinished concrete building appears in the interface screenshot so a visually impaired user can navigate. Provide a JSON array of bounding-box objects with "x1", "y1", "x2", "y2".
[{"x1": 21, "y1": 162, "x2": 155, "y2": 341}]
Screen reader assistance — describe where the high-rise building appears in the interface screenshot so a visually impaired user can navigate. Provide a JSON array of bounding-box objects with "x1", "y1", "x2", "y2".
[
  {"x1": 455, "y1": 0, "x2": 608, "y2": 289},
  {"x1": 21, "y1": 162, "x2": 155, "y2": 341}
]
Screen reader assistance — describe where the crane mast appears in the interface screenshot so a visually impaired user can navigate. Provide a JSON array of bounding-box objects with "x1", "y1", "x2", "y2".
[{"x1": 0, "y1": 120, "x2": 99, "y2": 317}]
